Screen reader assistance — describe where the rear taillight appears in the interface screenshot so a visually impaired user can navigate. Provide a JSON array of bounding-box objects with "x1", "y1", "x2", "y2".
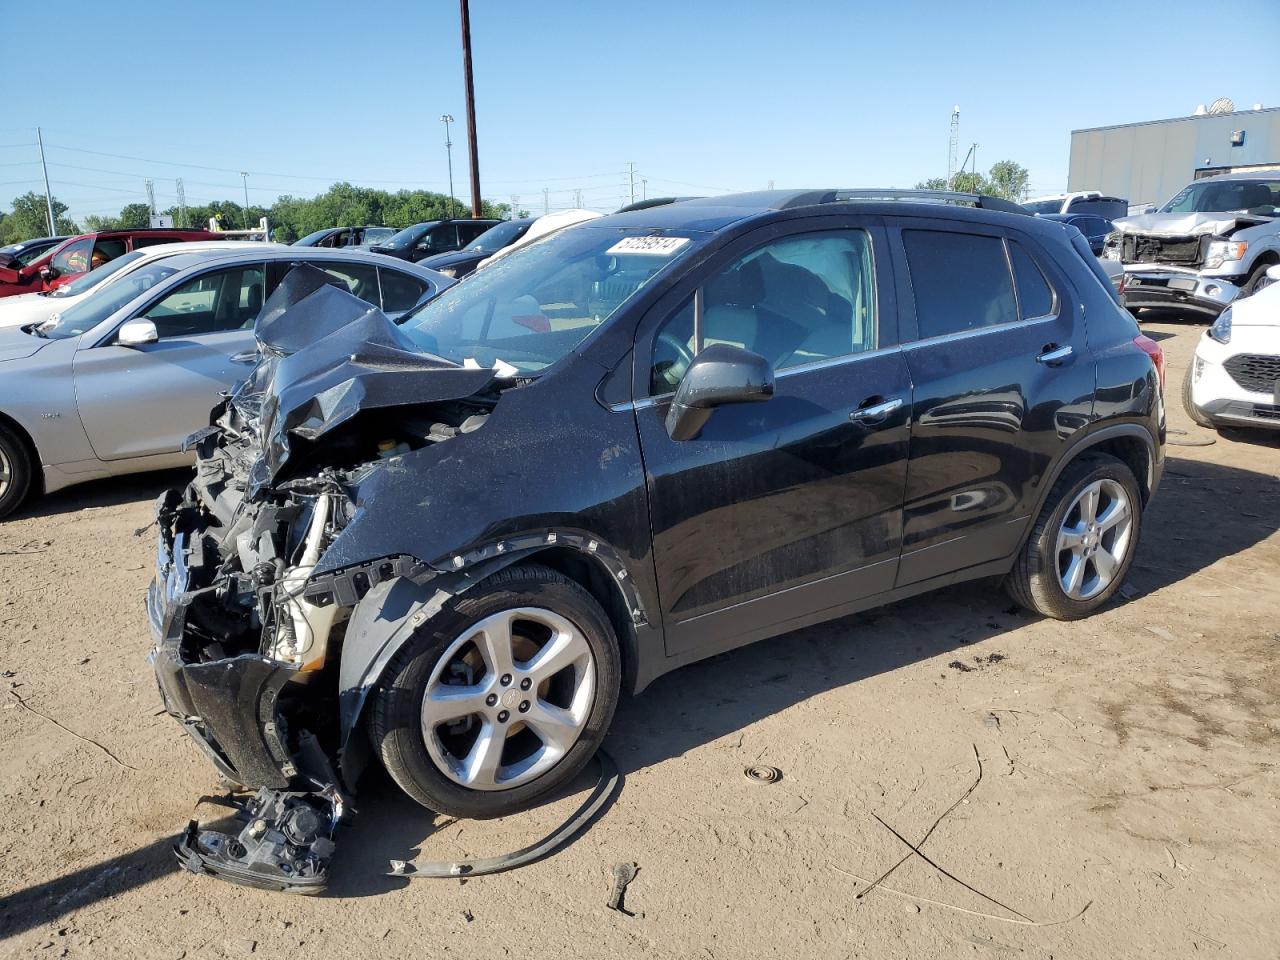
[{"x1": 1133, "y1": 334, "x2": 1165, "y2": 393}]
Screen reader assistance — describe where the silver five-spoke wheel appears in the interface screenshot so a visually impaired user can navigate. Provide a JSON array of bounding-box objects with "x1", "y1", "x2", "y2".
[
  {"x1": 0, "y1": 445, "x2": 11, "y2": 500},
  {"x1": 421, "y1": 607, "x2": 596, "y2": 791},
  {"x1": 1055, "y1": 478, "x2": 1132, "y2": 601}
]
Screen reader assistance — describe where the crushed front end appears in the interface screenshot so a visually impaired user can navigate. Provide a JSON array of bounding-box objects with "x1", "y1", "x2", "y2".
[{"x1": 147, "y1": 265, "x2": 506, "y2": 890}]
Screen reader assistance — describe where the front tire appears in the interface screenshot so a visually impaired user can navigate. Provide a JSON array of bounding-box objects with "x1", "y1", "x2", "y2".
[
  {"x1": 1006, "y1": 453, "x2": 1142, "y2": 620},
  {"x1": 369, "y1": 563, "x2": 621, "y2": 818},
  {"x1": 1180, "y1": 361, "x2": 1214, "y2": 428},
  {"x1": 0, "y1": 424, "x2": 34, "y2": 520}
]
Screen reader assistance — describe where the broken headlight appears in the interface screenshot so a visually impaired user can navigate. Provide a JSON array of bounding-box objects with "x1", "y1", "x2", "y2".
[{"x1": 1204, "y1": 240, "x2": 1247, "y2": 269}]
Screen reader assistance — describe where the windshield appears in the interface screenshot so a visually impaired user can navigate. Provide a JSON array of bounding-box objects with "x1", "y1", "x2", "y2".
[
  {"x1": 399, "y1": 227, "x2": 701, "y2": 373},
  {"x1": 296, "y1": 229, "x2": 334, "y2": 246},
  {"x1": 375, "y1": 223, "x2": 435, "y2": 250},
  {"x1": 48, "y1": 250, "x2": 147, "y2": 298},
  {"x1": 1161, "y1": 179, "x2": 1280, "y2": 215},
  {"x1": 462, "y1": 220, "x2": 530, "y2": 253},
  {"x1": 38, "y1": 261, "x2": 182, "y2": 339},
  {"x1": 1023, "y1": 198, "x2": 1065, "y2": 215}
]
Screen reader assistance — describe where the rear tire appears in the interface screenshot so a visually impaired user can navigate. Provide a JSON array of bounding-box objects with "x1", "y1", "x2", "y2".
[
  {"x1": 369, "y1": 563, "x2": 621, "y2": 818},
  {"x1": 1180, "y1": 361, "x2": 1214, "y2": 428},
  {"x1": 0, "y1": 424, "x2": 34, "y2": 520},
  {"x1": 1006, "y1": 453, "x2": 1142, "y2": 620}
]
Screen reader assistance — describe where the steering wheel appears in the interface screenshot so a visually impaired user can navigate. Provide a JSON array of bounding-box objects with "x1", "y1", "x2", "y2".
[{"x1": 654, "y1": 331, "x2": 695, "y2": 390}]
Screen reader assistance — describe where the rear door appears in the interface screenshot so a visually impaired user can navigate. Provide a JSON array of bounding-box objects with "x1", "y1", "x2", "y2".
[
  {"x1": 632, "y1": 216, "x2": 912, "y2": 656},
  {"x1": 72, "y1": 263, "x2": 265, "y2": 460},
  {"x1": 888, "y1": 218, "x2": 1094, "y2": 586}
]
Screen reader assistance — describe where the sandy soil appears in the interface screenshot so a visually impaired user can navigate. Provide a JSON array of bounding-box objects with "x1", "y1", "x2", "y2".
[{"x1": 1, "y1": 318, "x2": 1277, "y2": 960}]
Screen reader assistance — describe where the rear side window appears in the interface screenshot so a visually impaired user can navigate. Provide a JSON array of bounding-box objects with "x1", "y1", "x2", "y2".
[
  {"x1": 379, "y1": 268, "x2": 430, "y2": 313},
  {"x1": 903, "y1": 230, "x2": 1017, "y2": 338},
  {"x1": 1008, "y1": 241, "x2": 1056, "y2": 319}
]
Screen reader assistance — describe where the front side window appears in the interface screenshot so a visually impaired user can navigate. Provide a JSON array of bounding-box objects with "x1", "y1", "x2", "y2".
[
  {"x1": 648, "y1": 229, "x2": 878, "y2": 394},
  {"x1": 903, "y1": 230, "x2": 1018, "y2": 338},
  {"x1": 140, "y1": 265, "x2": 265, "y2": 338},
  {"x1": 51, "y1": 237, "x2": 94, "y2": 274},
  {"x1": 399, "y1": 226, "x2": 700, "y2": 373},
  {"x1": 417, "y1": 224, "x2": 460, "y2": 253}
]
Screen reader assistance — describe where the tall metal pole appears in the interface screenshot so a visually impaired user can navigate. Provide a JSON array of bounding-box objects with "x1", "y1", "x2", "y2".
[
  {"x1": 440, "y1": 115, "x2": 456, "y2": 216},
  {"x1": 176, "y1": 178, "x2": 187, "y2": 228},
  {"x1": 543, "y1": 188, "x2": 549, "y2": 215},
  {"x1": 628, "y1": 162, "x2": 636, "y2": 206},
  {"x1": 459, "y1": 0, "x2": 482, "y2": 217},
  {"x1": 240, "y1": 172, "x2": 250, "y2": 228},
  {"x1": 36, "y1": 127, "x2": 56, "y2": 235}
]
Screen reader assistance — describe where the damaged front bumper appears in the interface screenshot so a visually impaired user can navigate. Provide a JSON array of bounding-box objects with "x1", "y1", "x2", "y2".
[{"x1": 1120, "y1": 267, "x2": 1240, "y2": 316}]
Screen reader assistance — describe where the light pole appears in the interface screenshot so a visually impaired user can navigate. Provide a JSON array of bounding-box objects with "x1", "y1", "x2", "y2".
[
  {"x1": 440, "y1": 114, "x2": 456, "y2": 217},
  {"x1": 240, "y1": 171, "x2": 250, "y2": 228}
]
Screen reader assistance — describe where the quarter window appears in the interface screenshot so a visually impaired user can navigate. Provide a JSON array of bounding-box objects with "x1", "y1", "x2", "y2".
[
  {"x1": 1008, "y1": 241, "x2": 1056, "y2": 320},
  {"x1": 903, "y1": 230, "x2": 1018, "y2": 338},
  {"x1": 316, "y1": 262, "x2": 380, "y2": 307},
  {"x1": 379, "y1": 268, "x2": 430, "y2": 313},
  {"x1": 648, "y1": 229, "x2": 878, "y2": 394}
]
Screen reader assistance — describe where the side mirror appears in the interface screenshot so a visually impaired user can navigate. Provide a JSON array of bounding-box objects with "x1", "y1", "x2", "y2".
[
  {"x1": 1267, "y1": 264, "x2": 1280, "y2": 282},
  {"x1": 39, "y1": 265, "x2": 59, "y2": 282},
  {"x1": 665, "y1": 343, "x2": 774, "y2": 441},
  {"x1": 117, "y1": 319, "x2": 159, "y2": 347}
]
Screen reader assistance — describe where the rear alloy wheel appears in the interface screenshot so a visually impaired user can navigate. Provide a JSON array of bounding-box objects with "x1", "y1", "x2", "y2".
[
  {"x1": 0, "y1": 424, "x2": 34, "y2": 520},
  {"x1": 1006, "y1": 453, "x2": 1142, "y2": 619},
  {"x1": 371, "y1": 564, "x2": 620, "y2": 818}
]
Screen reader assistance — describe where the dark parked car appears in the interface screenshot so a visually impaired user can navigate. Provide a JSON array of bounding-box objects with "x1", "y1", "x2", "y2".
[
  {"x1": 0, "y1": 228, "x2": 222, "y2": 298},
  {"x1": 151, "y1": 189, "x2": 1165, "y2": 891},
  {"x1": 369, "y1": 218, "x2": 501, "y2": 263},
  {"x1": 293, "y1": 226, "x2": 397, "y2": 248},
  {"x1": 0, "y1": 235, "x2": 69, "y2": 270},
  {"x1": 419, "y1": 217, "x2": 534, "y2": 278},
  {"x1": 1040, "y1": 213, "x2": 1116, "y2": 255}
]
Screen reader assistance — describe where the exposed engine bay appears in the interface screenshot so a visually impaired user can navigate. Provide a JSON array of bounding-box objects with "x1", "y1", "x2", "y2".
[{"x1": 149, "y1": 265, "x2": 516, "y2": 890}]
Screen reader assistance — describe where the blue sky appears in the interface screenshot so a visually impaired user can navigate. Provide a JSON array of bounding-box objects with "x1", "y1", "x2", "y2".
[{"x1": 3, "y1": 0, "x2": 1279, "y2": 223}]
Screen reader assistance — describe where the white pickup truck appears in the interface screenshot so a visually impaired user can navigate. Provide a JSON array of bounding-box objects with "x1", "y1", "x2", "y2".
[{"x1": 1105, "y1": 171, "x2": 1279, "y2": 317}]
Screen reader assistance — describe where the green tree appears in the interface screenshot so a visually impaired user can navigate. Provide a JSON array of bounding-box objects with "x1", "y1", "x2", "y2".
[
  {"x1": 986, "y1": 160, "x2": 1030, "y2": 202},
  {"x1": 82, "y1": 214, "x2": 122, "y2": 232},
  {"x1": 117, "y1": 202, "x2": 154, "y2": 229},
  {"x1": 914, "y1": 177, "x2": 950, "y2": 190},
  {"x1": 1, "y1": 192, "x2": 78, "y2": 242}
]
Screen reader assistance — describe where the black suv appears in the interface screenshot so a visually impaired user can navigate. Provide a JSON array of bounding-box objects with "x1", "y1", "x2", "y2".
[
  {"x1": 151, "y1": 189, "x2": 1164, "y2": 891},
  {"x1": 368, "y1": 218, "x2": 501, "y2": 263}
]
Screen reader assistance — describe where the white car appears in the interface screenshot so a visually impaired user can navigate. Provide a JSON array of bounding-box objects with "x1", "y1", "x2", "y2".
[
  {"x1": 1183, "y1": 264, "x2": 1280, "y2": 431},
  {"x1": 0, "y1": 241, "x2": 275, "y2": 329}
]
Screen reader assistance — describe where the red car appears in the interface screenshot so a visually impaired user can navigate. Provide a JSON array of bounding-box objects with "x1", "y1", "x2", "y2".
[{"x1": 0, "y1": 228, "x2": 224, "y2": 298}]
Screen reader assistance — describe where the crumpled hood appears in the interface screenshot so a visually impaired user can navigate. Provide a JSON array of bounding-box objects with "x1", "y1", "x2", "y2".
[
  {"x1": 234, "y1": 265, "x2": 495, "y2": 488},
  {"x1": 1112, "y1": 211, "x2": 1270, "y2": 237},
  {"x1": 0, "y1": 326, "x2": 52, "y2": 362}
]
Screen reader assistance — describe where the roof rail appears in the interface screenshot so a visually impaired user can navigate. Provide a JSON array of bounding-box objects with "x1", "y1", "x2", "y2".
[{"x1": 816, "y1": 189, "x2": 1030, "y2": 216}]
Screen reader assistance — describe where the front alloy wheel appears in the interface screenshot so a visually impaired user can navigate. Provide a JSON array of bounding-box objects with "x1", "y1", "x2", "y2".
[
  {"x1": 371, "y1": 564, "x2": 620, "y2": 818},
  {"x1": 420, "y1": 607, "x2": 596, "y2": 791}
]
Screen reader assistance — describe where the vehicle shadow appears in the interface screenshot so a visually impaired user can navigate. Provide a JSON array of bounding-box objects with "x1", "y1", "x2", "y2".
[
  {"x1": 607, "y1": 454, "x2": 1278, "y2": 777},
  {"x1": 10, "y1": 468, "x2": 189, "y2": 520}
]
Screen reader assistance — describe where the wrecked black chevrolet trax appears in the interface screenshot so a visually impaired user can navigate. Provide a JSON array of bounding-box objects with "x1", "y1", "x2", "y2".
[{"x1": 151, "y1": 190, "x2": 1164, "y2": 887}]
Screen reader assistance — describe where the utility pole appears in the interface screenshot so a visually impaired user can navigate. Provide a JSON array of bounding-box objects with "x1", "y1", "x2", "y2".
[
  {"x1": 640, "y1": 178, "x2": 647, "y2": 201},
  {"x1": 573, "y1": 188, "x2": 583, "y2": 208},
  {"x1": 145, "y1": 179, "x2": 157, "y2": 222},
  {"x1": 543, "y1": 188, "x2": 549, "y2": 215},
  {"x1": 627, "y1": 162, "x2": 636, "y2": 206},
  {"x1": 947, "y1": 106, "x2": 960, "y2": 190},
  {"x1": 440, "y1": 114, "x2": 456, "y2": 216},
  {"x1": 459, "y1": 0, "x2": 482, "y2": 217},
  {"x1": 510, "y1": 194, "x2": 518, "y2": 219},
  {"x1": 36, "y1": 127, "x2": 55, "y2": 235},
  {"x1": 175, "y1": 178, "x2": 187, "y2": 228}
]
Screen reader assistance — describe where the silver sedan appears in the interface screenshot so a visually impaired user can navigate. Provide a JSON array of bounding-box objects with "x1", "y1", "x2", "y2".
[{"x1": 0, "y1": 247, "x2": 452, "y2": 518}]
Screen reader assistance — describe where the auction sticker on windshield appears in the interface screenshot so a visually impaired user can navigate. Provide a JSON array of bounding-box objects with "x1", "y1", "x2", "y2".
[{"x1": 606, "y1": 236, "x2": 690, "y2": 256}]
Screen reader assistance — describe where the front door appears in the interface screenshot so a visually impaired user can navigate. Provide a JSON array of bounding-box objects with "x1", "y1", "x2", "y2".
[
  {"x1": 633, "y1": 219, "x2": 912, "y2": 657},
  {"x1": 888, "y1": 218, "x2": 1096, "y2": 585},
  {"x1": 73, "y1": 263, "x2": 265, "y2": 460}
]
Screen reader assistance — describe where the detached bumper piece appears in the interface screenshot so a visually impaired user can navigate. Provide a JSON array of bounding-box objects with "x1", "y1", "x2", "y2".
[{"x1": 176, "y1": 787, "x2": 339, "y2": 894}]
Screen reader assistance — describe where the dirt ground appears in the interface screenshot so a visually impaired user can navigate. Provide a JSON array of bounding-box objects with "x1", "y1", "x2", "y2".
[{"x1": 1, "y1": 317, "x2": 1277, "y2": 960}]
